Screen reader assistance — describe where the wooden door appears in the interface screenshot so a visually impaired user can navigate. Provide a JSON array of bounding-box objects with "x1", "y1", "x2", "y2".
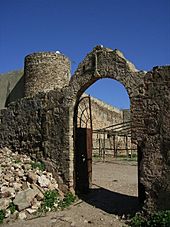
[{"x1": 74, "y1": 96, "x2": 93, "y2": 194}]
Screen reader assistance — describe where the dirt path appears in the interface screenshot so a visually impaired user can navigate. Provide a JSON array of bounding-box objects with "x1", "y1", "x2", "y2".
[{"x1": 2, "y1": 160, "x2": 139, "y2": 227}]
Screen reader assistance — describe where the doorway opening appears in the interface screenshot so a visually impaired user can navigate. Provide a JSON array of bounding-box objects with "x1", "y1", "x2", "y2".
[{"x1": 73, "y1": 78, "x2": 140, "y2": 216}]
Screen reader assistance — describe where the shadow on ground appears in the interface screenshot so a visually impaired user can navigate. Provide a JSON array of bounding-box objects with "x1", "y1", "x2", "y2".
[{"x1": 79, "y1": 184, "x2": 141, "y2": 217}]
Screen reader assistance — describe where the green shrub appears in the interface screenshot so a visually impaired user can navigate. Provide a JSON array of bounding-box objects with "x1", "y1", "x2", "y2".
[
  {"x1": 38, "y1": 190, "x2": 76, "y2": 215},
  {"x1": 8, "y1": 202, "x2": 17, "y2": 214},
  {"x1": 31, "y1": 161, "x2": 45, "y2": 171},
  {"x1": 129, "y1": 210, "x2": 170, "y2": 227},
  {"x1": 149, "y1": 210, "x2": 170, "y2": 227},
  {"x1": 40, "y1": 190, "x2": 59, "y2": 212},
  {"x1": 59, "y1": 192, "x2": 76, "y2": 209},
  {"x1": 14, "y1": 159, "x2": 21, "y2": 163},
  {"x1": 0, "y1": 210, "x2": 5, "y2": 224},
  {"x1": 129, "y1": 213, "x2": 147, "y2": 227}
]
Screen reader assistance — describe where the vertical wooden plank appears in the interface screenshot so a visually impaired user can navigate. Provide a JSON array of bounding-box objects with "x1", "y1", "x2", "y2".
[
  {"x1": 86, "y1": 128, "x2": 92, "y2": 188},
  {"x1": 75, "y1": 128, "x2": 92, "y2": 194}
]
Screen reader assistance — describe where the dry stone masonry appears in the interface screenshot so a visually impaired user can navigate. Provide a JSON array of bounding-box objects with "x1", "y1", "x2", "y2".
[
  {"x1": 24, "y1": 52, "x2": 70, "y2": 97},
  {"x1": 0, "y1": 45, "x2": 170, "y2": 214}
]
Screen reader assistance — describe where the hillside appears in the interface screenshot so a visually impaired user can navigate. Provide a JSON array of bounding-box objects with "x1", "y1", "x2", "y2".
[{"x1": 0, "y1": 70, "x2": 24, "y2": 109}]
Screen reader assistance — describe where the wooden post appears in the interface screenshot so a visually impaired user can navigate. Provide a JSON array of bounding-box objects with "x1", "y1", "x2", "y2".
[
  {"x1": 103, "y1": 131, "x2": 106, "y2": 162},
  {"x1": 125, "y1": 135, "x2": 129, "y2": 158},
  {"x1": 113, "y1": 135, "x2": 116, "y2": 157},
  {"x1": 99, "y1": 135, "x2": 101, "y2": 157}
]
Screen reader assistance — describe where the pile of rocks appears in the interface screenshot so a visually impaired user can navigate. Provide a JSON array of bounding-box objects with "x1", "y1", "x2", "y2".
[{"x1": 0, "y1": 147, "x2": 61, "y2": 221}]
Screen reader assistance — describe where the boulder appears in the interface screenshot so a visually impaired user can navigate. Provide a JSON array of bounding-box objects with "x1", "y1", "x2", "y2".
[
  {"x1": 38, "y1": 175, "x2": 50, "y2": 187},
  {"x1": 31, "y1": 184, "x2": 44, "y2": 201},
  {"x1": 13, "y1": 189, "x2": 38, "y2": 211},
  {"x1": 27, "y1": 172, "x2": 38, "y2": 184},
  {"x1": 0, "y1": 198, "x2": 11, "y2": 210},
  {"x1": 18, "y1": 211, "x2": 27, "y2": 220}
]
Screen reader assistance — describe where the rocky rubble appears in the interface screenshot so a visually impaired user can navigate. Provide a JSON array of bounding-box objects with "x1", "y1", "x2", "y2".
[{"x1": 0, "y1": 147, "x2": 62, "y2": 222}]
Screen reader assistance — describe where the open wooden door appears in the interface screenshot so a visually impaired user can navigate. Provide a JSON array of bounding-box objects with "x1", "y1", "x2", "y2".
[{"x1": 74, "y1": 96, "x2": 93, "y2": 194}]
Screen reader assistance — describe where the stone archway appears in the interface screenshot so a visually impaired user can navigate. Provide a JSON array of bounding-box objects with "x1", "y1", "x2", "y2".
[
  {"x1": 65, "y1": 46, "x2": 170, "y2": 213},
  {"x1": 66, "y1": 46, "x2": 145, "y2": 201}
]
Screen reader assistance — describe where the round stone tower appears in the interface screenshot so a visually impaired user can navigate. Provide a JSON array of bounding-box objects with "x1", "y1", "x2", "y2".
[{"x1": 24, "y1": 52, "x2": 71, "y2": 97}]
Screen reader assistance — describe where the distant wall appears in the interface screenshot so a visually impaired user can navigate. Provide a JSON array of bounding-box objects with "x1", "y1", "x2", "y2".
[
  {"x1": 123, "y1": 109, "x2": 131, "y2": 122},
  {"x1": 86, "y1": 97, "x2": 131, "y2": 155},
  {"x1": 90, "y1": 96, "x2": 124, "y2": 129}
]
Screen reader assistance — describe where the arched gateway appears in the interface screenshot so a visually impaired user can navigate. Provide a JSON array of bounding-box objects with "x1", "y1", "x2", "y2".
[
  {"x1": 64, "y1": 46, "x2": 170, "y2": 212},
  {"x1": 0, "y1": 46, "x2": 169, "y2": 214}
]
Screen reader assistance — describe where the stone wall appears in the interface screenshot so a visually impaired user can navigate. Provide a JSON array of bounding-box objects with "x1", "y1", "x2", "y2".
[
  {"x1": 0, "y1": 89, "x2": 70, "y2": 192},
  {"x1": 78, "y1": 94, "x2": 124, "y2": 128},
  {"x1": 90, "y1": 96, "x2": 124, "y2": 129},
  {"x1": 0, "y1": 86, "x2": 128, "y2": 190},
  {"x1": 135, "y1": 66, "x2": 170, "y2": 211}
]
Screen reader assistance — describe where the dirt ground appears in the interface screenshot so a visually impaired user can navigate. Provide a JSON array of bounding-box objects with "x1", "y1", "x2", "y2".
[{"x1": 2, "y1": 159, "x2": 140, "y2": 227}]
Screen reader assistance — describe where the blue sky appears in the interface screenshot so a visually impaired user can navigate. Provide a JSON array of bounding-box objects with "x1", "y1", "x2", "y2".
[{"x1": 0, "y1": 0, "x2": 170, "y2": 109}]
